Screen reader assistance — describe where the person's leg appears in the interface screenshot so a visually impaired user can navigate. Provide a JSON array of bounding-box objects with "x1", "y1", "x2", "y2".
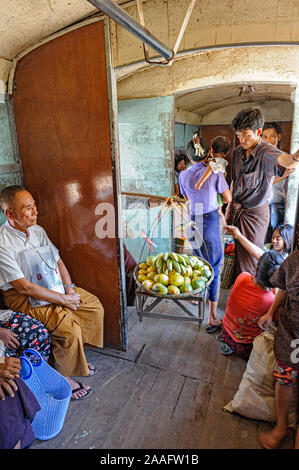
[
  {"x1": 2, "y1": 289, "x2": 94, "y2": 400},
  {"x1": 259, "y1": 362, "x2": 298, "y2": 449},
  {"x1": 208, "y1": 300, "x2": 221, "y2": 326},
  {"x1": 234, "y1": 206, "x2": 270, "y2": 278},
  {"x1": 200, "y1": 211, "x2": 223, "y2": 326},
  {"x1": 3, "y1": 289, "x2": 99, "y2": 377},
  {"x1": 259, "y1": 382, "x2": 293, "y2": 448},
  {"x1": 70, "y1": 287, "x2": 104, "y2": 349}
]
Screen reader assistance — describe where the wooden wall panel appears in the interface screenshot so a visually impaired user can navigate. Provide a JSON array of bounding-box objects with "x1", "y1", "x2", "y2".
[{"x1": 12, "y1": 21, "x2": 124, "y2": 348}]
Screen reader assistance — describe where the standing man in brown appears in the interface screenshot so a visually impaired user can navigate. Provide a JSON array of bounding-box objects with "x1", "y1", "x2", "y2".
[
  {"x1": 225, "y1": 107, "x2": 299, "y2": 277},
  {"x1": 0, "y1": 186, "x2": 104, "y2": 401}
]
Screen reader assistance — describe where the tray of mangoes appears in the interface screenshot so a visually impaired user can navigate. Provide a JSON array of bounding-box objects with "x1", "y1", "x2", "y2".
[{"x1": 134, "y1": 252, "x2": 214, "y2": 298}]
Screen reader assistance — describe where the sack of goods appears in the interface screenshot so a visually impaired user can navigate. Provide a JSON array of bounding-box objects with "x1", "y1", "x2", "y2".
[
  {"x1": 135, "y1": 252, "x2": 213, "y2": 296},
  {"x1": 223, "y1": 326, "x2": 298, "y2": 428}
]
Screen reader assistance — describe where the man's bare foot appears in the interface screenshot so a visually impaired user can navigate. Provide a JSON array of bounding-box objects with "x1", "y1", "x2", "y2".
[
  {"x1": 259, "y1": 427, "x2": 289, "y2": 449},
  {"x1": 87, "y1": 363, "x2": 97, "y2": 376},
  {"x1": 67, "y1": 377, "x2": 92, "y2": 400}
]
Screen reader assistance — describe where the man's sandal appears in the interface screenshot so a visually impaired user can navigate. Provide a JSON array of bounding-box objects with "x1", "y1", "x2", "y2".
[
  {"x1": 216, "y1": 332, "x2": 224, "y2": 342},
  {"x1": 71, "y1": 383, "x2": 94, "y2": 401}
]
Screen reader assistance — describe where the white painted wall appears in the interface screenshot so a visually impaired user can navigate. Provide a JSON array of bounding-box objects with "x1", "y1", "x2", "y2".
[{"x1": 201, "y1": 101, "x2": 294, "y2": 125}]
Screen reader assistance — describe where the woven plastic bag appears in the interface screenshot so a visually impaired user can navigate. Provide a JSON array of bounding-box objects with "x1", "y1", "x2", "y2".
[
  {"x1": 223, "y1": 325, "x2": 298, "y2": 428},
  {"x1": 20, "y1": 348, "x2": 71, "y2": 440}
]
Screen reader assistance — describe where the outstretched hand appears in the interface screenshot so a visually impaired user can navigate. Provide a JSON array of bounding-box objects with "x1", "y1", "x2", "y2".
[{"x1": 225, "y1": 225, "x2": 241, "y2": 239}]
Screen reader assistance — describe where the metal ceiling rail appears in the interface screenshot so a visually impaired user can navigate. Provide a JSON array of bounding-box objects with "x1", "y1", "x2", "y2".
[{"x1": 86, "y1": 0, "x2": 174, "y2": 61}]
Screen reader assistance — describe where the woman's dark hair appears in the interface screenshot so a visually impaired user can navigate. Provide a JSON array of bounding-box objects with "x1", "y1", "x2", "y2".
[
  {"x1": 211, "y1": 136, "x2": 230, "y2": 155},
  {"x1": 273, "y1": 223, "x2": 294, "y2": 254},
  {"x1": 186, "y1": 134, "x2": 209, "y2": 162},
  {"x1": 256, "y1": 250, "x2": 285, "y2": 289},
  {"x1": 232, "y1": 107, "x2": 265, "y2": 132},
  {"x1": 174, "y1": 151, "x2": 187, "y2": 171}
]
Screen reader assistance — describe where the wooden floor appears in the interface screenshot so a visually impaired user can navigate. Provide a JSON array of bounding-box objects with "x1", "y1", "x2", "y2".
[{"x1": 32, "y1": 290, "x2": 295, "y2": 449}]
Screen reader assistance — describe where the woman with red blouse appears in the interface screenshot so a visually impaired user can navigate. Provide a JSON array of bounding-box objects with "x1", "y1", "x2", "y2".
[{"x1": 218, "y1": 250, "x2": 285, "y2": 360}]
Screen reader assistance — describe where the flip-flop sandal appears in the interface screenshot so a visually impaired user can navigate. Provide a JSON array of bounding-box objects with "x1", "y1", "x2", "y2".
[
  {"x1": 205, "y1": 324, "x2": 222, "y2": 334},
  {"x1": 220, "y1": 344, "x2": 234, "y2": 356},
  {"x1": 216, "y1": 332, "x2": 224, "y2": 342},
  {"x1": 88, "y1": 364, "x2": 97, "y2": 376},
  {"x1": 71, "y1": 382, "x2": 94, "y2": 401}
]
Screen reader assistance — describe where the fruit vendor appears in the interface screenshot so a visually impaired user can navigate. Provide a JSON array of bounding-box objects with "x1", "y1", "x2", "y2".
[
  {"x1": 225, "y1": 107, "x2": 299, "y2": 279},
  {"x1": 0, "y1": 185, "x2": 104, "y2": 401},
  {"x1": 180, "y1": 139, "x2": 232, "y2": 331}
]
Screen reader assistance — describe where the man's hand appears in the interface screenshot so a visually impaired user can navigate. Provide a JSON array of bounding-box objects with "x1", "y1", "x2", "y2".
[
  {"x1": 65, "y1": 286, "x2": 76, "y2": 296},
  {"x1": 62, "y1": 293, "x2": 81, "y2": 311},
  {"x1": 0, "y1": 328, "x2": 20, "y2": 349},
  {"x1": 0, "y1": 357, "x2": 21, "y2": 381},
  {"x1": 225, "y1": 225, "x2": 241, "y2": 239}
]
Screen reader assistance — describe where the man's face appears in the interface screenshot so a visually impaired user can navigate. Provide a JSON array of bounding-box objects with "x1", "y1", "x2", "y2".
[
  {"x1": 6, "y1": 190, "x2": 38, "y2": 229},
  {"x1": 236, "y1": 128, "x2": 262, "y2": 150},
  {"x1": 261, "y1": 128, "x2": 281, "y2": 147}
]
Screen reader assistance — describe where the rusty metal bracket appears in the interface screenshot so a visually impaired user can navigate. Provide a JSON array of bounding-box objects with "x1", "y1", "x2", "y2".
[{"x1": 136, "y1": 0, "x2": 197, "y2": 66}]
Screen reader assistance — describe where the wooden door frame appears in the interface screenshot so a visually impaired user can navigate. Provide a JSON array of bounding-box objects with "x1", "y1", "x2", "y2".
[
  {"x1": 103, "y1": 19, "x2": 128, "y2": 349},
  {"x1": 8, "y1": 17, "x2": 128, "y2": 351}
]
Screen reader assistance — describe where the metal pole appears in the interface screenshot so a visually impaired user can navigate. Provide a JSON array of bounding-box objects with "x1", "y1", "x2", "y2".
[{"x1": 87, "y1": 0, "x2": 173, "y2": 60}]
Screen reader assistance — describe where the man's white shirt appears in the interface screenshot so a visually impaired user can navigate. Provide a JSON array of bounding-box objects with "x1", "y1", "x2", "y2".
[{"x1": 0, "y1": 221, "x2": 60, "y2": 291}]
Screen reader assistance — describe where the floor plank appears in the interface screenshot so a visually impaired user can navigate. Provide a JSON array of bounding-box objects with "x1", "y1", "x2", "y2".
[{"x1": 31, "y1": 300, "x2": 294, "y2": 450}]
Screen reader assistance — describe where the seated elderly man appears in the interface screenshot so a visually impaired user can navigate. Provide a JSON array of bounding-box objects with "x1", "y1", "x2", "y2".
[{"x1": 0, "y1": 186, "x2": 104, "y2": 401}]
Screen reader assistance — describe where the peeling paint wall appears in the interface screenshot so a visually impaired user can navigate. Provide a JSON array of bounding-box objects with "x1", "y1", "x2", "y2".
[
  {"x1": 118, "y1": 96, "x2": 174, "y2": 261},
  {"x1": 201, "y1": 101, "x2": 294, "y2": 125},
  {"x1": 117, "y1": 46, "x2": 299, "y2": 99},
  {"x1": 0, "y1": 59, "x2": 11, "y2": 95},
  {"x1": 111, "y1": 0, "x2": 299, "y2": 68},
  {"x1": 0, "y1": 99, "x2": 22, "y2": 225}
]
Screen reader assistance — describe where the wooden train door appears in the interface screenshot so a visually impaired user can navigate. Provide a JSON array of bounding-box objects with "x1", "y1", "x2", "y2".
[{"x1": 12, "y1": 20, "x2": 126, "y2": 349}]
